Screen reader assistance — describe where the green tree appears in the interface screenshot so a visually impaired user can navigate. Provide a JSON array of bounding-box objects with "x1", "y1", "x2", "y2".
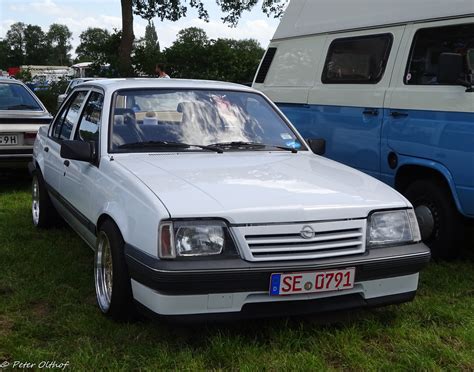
[
  {"x1": 6, "y1": 22, "x2": 26, "y2": 67},
  {"x1": 208, "y1": 38, "x2": 265, "y2": 83},
  {"x1": 24, "y1": 25, "x2": 48, "y2": 65},
  {"x1": 162, "y1": 28, "x2": 264, "y2": 83},
  {"x1": 75, "y1": 28, "x2": 111, "y2": 63},
  {"x1": 117, "y1": 0, "x2": 288, "y2": 76},
  {"x1": 162, "y1": 27, "x2": 210, "y2": 79},
  {"x1": 46, "y1": 24, "x2": 72, "y2": 66},
  {"x1": 133, "y1": 21, "x2": 161, "y2": 76},
  {"x1": 97, "y1": 29, "x2": 123, "y2": 77},
  {"x1": 0, "y1": 39, "x2": 9, "y2": 69}
]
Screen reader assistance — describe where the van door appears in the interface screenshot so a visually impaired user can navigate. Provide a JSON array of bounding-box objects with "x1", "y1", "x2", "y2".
[
  {"x1": 306, "y1": 26, "x2": 405, "y2": 179},
  {"x1": 384, "y1": 19, "x2": 474, "y2": 216}
]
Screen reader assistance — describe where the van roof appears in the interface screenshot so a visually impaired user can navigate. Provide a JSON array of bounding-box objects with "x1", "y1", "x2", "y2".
[{"x1": 274, "y1": 0, "x2": 474, "y2": 40}]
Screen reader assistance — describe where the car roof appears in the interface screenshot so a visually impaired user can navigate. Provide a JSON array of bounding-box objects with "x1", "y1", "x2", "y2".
[
  {"x1": 0, "y1": 79, "x2": 25, "y2": 85},
  {"x1": 80, "y1": 78, "x2": 256, "y2": 94}
]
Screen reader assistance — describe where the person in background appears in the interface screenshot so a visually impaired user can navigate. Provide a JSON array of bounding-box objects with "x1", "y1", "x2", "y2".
[{"x1": 155, "y1": 63, "x2": 170, "y2": 79}]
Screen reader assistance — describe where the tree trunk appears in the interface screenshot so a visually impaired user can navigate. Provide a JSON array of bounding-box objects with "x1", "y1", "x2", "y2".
[{"x1": 118, "y1": 0, "x2": 134, "y2": 76}]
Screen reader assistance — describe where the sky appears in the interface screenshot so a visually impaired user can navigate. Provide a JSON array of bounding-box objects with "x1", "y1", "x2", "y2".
[{"x1": 0, "y1": 0, "x2": 281, "y2": 55}]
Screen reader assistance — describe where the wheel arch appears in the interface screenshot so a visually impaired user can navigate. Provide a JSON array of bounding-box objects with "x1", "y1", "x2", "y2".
[
  {"x1": 394, "y1": 159, "x2": 464, "y2": 216},
  {"x1": 96, "y1": 213, "x2": 125, "y2": 238}
]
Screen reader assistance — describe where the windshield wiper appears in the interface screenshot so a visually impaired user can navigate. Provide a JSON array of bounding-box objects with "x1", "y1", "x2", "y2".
[
  {"x1": 117, "y1": 141, "x2": 223, "y2": 153},
  {"x1": 209, "y1": 141, "x2": 298, "y2": 153},
  {"x1": 117, "y1": 141, "x2": 190, "y2": 149},
  {"x1": 7, "y1": 104, "x2": 40, "y2": 110}
]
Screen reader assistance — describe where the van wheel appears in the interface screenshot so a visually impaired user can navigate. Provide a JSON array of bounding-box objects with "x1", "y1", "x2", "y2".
[
  {"x1": 94, "y1": 219, "x2": 135, "y2": 321},
  {"x1": 404, "y1": 179, "x2": 462, "y2": 259},
  {"x1": 32, "y1": 171, "x2": 58, "y2": 228}
]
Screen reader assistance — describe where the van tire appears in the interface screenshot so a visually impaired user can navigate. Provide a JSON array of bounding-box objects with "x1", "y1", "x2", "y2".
[{"x1": 404, "y1": 179, "x2": 462, "y2": 259}]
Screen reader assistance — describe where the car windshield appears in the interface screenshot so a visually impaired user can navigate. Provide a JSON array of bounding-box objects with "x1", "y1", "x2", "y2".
[
  {"x1": 110, "y1": 89, "x2": 305, "y2": 152},
  {"x1": 0, "y1": 83, "x2": 43, "y2": 111}
]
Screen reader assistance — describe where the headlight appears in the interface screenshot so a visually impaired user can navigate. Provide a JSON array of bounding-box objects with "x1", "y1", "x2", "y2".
[
  {"x1": 367, "y1": 209, "x2": 421, "y2": 247},
  {"x1": 158, "y1": 220, "x2": 239, "y2": 259}
]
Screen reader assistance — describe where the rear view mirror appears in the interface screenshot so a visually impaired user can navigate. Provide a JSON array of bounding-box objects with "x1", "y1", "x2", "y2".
[
  {"x1": 438, "y1": 53, "x2": 463, "y2": 85},
  {"x1": 60, "y1": 140, "x2": 96, "y2": 162},
  {"x1": 306, "y1": 138, "x2": 326, "y2": 155}
]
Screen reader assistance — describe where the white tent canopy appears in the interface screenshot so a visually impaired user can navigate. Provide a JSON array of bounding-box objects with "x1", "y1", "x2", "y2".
[{"x1": 274, "y1": 0, "x2": 474, "y2": 40}]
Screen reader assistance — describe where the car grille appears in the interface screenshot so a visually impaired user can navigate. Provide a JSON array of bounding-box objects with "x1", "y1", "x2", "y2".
[{"x1": 235, "y1": 219, "x2": 366, "y2": 262}]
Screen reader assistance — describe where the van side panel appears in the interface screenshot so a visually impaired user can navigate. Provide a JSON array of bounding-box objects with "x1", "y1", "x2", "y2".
[
  {"x1": 255, "y1": 36, "x2": 326, "y2": 104},
  {"x1": 380, "y1": 109, "x2": 474, "y2": 217},
  {"x1": 384, "y1": 19, "x2": 474, "y2": 217},
  {"x1": 279, "y1": 103, "x2": 383, "y2": 179},
  {"x1": 300, "y1": 26, "x2": 405, "y2": 179}
]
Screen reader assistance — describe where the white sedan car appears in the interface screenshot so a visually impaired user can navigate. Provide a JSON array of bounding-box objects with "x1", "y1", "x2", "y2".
[
  {"x1": 0, "y1": 79, "x2": 51, "y2": 168},
  {"x1": 31, "y1": 79, "x2": 430, "y2": 321}
]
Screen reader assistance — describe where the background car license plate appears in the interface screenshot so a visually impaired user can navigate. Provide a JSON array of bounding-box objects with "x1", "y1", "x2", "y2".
[
  {"x1": 0, "y1": 135, "x2": 18, "y2": 145},
  {"x1": 270, "y1": 268, "x2": 355, "y2": 296}
]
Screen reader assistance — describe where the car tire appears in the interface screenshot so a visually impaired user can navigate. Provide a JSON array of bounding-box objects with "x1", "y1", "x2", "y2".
[
  {"x1": 31, "y1": 170, "x2": 59, "y2": 228},
  {"x1": 94, "y1": 219, "x2": 135, "y2": 321},
  {"x1": 404, "y1": 179, "x2": 463, "y2": 259}
]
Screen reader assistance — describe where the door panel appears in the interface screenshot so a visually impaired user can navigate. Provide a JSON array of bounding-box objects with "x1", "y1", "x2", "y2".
[
  {"x1": 306, "y1": 26, "x2": 405, "y2": 178},
  {"x1": 384, "y1": 19, "x2": 474, "y2": 216},
  {"x1": 61, "y1": 91, "x2": 104, "y2": 229}
]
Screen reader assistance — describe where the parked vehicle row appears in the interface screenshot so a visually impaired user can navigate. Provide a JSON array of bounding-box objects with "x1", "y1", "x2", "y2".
[
  {"x1": 253, "y1": 0, "x2": 474, "y2": 258},
  {"x1": 0, "y1": 79, "x2": 52, "y2": 168},
  {"x1": 30, "y1": 78, "x2": 430, "y2": 321}
]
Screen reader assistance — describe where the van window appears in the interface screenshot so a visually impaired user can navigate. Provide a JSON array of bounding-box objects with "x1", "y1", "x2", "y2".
[
  {"x1": 405, "y1": 23, "x2": 474, "y2": 85},
  {"x1": 255, "y1": 47, "x2": 277, "y2": 84},
  {"x1": 322, "y1": 34, "x2": 393, "y2": 84}
]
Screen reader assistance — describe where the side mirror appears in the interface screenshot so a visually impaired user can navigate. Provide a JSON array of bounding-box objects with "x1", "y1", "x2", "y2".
[
  {"x1": 438, "y1": 53, "x2": 463, "y2": 84},
  {"x1": 306, "y1": 138, "x2": 326, "y2": 155},
  {"x1": 60, "y1": 140, "x2": 95, "y2": 162}
]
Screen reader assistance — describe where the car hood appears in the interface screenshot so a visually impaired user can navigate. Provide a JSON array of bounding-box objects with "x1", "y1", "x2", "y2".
[{"x1": 115, "y1": 152, "x2": 409, "y2": 224}]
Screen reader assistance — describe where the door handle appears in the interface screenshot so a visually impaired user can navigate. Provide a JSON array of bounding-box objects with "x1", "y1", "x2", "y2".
[
  {"x1": 363, "y1": 109, "x2": 379, "y2": 116},
  {"x1": 44, "y1": 146, "x2": 49, "y2": 152},
  {"x1": 63, "y1": 160, "x2": 70, "y2": 167},
  {"x1": 390, "y1": 111, "x2": 408, "y2": 118}
]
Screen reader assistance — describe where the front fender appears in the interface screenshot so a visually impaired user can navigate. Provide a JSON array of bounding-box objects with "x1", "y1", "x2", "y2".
[{"x1": 95, "y1": 160, "x2": 170, "y2": 257}]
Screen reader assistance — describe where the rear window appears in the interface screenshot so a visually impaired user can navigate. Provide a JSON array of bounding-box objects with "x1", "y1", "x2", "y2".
[
  {"x1": 322, "y1": 34, "x2": 393, "y2": 84},
  {"x1": 0, "y1": 83, "x2": 43, "y2": 111}
]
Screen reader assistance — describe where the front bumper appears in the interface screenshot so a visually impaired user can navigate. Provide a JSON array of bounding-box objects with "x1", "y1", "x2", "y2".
[{"x1": 125, "y1": 243, "x2": 430, "y2": 318}]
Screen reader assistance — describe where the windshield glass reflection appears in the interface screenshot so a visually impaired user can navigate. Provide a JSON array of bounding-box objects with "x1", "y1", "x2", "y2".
[{"x1": 110, "y1": 89, "x2": 304, "y2": 152}]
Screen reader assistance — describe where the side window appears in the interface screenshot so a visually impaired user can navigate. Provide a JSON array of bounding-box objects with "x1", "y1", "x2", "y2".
[
  {"x1": 405, "y1": 23, "x2": 474, "y2": 85},
  {"x1": 59, "y1": 91, "x2": 87, "y2": 140},
  {"x1": 75, "y1": 92, "x2": 104, "y2": 142},
  {"x1": 322, "y1": 34, "x2": 393, "y2": 84},
  {"x1": 51, "y1": 100, "x2": 70, "y2": 138},
  {"x1": 51, "y1": 91, "x2": 88, "y2": 140},
  {"x1": 254, "y1": 47, "x2": 277, "y2": 84}
]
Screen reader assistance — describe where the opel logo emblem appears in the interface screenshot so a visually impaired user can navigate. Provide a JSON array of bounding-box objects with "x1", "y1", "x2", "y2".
[{"x1": 300, "y1": 225, "x2": 315, "y2": 239}]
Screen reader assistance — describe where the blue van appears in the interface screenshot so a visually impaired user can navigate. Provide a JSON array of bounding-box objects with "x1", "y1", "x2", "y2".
[{"x1": 253, "y1": 0, "x2": 474, "y2": 258}]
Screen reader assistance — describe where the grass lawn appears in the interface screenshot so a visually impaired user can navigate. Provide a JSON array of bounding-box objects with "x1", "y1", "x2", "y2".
[{"x1": 1, "y1": 175, "x2": 473, "y2": 371}]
